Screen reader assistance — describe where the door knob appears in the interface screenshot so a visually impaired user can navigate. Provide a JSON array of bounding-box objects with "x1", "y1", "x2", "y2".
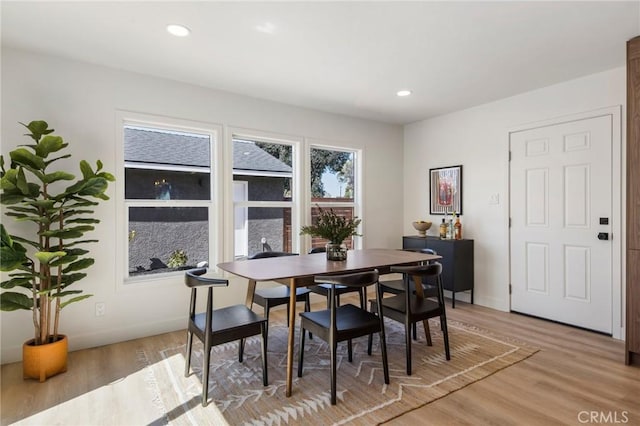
[{"x1": 597, "y1": 232, "x2": 609, "y2": 241}]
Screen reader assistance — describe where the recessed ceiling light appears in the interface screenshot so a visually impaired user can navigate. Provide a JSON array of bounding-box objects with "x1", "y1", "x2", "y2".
[
  {"x1": 256, "y1": 22, "x2": 276, "y2": 34},
  {"x1": 167, "y1": 24, "x2": 191, "y2": 37},
  {"x1": 397, "y1": 90, "x2": 412, "y2": 97}
]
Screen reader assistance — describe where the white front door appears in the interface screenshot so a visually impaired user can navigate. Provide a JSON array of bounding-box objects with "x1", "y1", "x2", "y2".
[{"x1": 509, "y1": 114, "x2": 612, "y2": 333}]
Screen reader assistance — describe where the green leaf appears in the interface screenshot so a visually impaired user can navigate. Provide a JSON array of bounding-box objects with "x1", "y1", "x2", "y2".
[
  {"x1": 31, "y1": 199, "x2": 57, "y2": 210},
  {"x1": 42, "y1": 171, "x2": 75, "y2": 184},
  {"x1": 11, "y1": 235, "x2": 40, "y2": 250},
  {"x1": 60, "y1": 294, "x2": 92, "y2": 309},
  {"x1": 79, "y1": 177, "x2": 108, "y2": 197},
  {"x1": 16, "y1": 168, "x2": 29, "y2": 194},
  {"x1": 36, "y1": 135, "x2": 67, "y2": 158},
  {"x1": 34, "y1": 251, "x2": 66, "y2": 265},
  {"x1": 1, "y1": 192, "x2": 27, "y2": 205},
  {"x1": 1, "y1": 224, "x2": 14, "y2": 246},
  {"x1": 63, "y1": 239, "x2": 98, "y2": 248},
  {"x1": 0, "y1": 169, "x2": 18, "y2": 190},
  {"x1": 9, "y1": 148, "x2": 45, "y2": 170},
  {"x1": 1, "y1": 276, "x2": 33, "y2": 289},
  {"x1": 44, "y1": 153, "x2": 72, "y2": 167},
  {"x1": 98, "y1": 171, "x2": 116, "y2": 182},
  {"x1": 53, "y1": 290, "x2": 83, "y2": 297},
  {"x1": 52, "y1": 247, "x2": 88, "y2": 257},
  {"x1": 62, "y1": 258, "x2": 94, "y2": 273},
  {"x1": 50, "y1": 255, "x2": 77, "y2": 267},
  {"x1": 21, "y1": 120, "x2": 53, "y2": 141},
  {"x1": 79, "y1": 160, "x2": 93, "y2": 180},
  {"x1": 5, "y1": 212, "x2": 49, "y2": 224},
  {"x1": 41, "y1": 225, "x2": 94, "y2": 239},
  {"x1": 0, "y1": 292, "x2": 33, "y2": 311},
  {"x1": 0, "y1": 235, "x2": 28, "y2": 271},
  {"x1": 5, "y1": 205, "x2": 40, "y2": 214},
  {"x1": 59, "y1": 272, "x2": 87, "y2": 286},
  {"x1": 66, "y1": 218, "x2": 99, "y2": 224}
]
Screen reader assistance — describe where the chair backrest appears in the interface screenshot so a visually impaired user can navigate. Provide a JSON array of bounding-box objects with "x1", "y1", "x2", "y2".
[
  {"x1": 248, "y1": 251, "x2": 299, "y2": 259},
  {"x1": 184, "y1": 268, "x2": 230, "y2": 328},
  {"x1": 185, "y1": 268, "x2": 229, "y2": 288},
  {"x1": 313, "y1": 269, "x2": 380, "y2": 329},
  {"x1": 308, "y1": 246, "x2": 327, "y2": 254},
  {"x1": 390, "y1": 262, "x2": 442, "y2": 280},
  {"x1": 390, "y1": 262, "x2": 445, "y2": 311},
  {"x1": 420, "y1": 248, "x2": 437, "y2": 256}
]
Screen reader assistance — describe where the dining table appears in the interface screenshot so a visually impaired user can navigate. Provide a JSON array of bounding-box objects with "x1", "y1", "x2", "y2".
[{"x1": 217, "y1": 248, "x2": 441, "y2": 397}]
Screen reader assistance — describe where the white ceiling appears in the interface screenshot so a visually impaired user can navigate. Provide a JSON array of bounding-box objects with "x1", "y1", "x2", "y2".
[{"x1": 2, "y1": 1, "x2": 639, "y2": 125}]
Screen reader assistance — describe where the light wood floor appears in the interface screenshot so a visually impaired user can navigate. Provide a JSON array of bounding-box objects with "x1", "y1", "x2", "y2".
[{"x1": 2, "y1": 298, "x2": 639, "y2": 425}]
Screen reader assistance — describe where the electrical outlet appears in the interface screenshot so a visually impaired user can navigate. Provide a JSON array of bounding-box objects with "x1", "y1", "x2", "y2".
[{"x1": 95, "y1": 302, "x2": 106, "y2": 317}]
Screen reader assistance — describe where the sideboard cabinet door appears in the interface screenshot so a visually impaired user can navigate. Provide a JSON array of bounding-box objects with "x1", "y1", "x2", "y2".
[{"x1": 402, "y1": 236, "x2": 474, "y2": 308}]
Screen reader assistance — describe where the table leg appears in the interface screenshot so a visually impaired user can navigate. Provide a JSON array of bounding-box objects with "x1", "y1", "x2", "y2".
[
  {"x1": 286, "y1": 277, "x2": 296, "y2": 397},
  {"x1": 245, "y1": 279, "x2": 256, "y2": 307}
]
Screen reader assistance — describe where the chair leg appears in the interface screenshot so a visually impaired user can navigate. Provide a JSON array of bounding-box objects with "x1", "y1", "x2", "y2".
[
  {"x1": 412, "y1": 322, "x2": 417, "y2": 340},
  {"x1": 379, "y1": 331, "x2": 390, "y2": 384},
  {"x1": 297, "y1": 322, "x2": 306, "y2": 377},
  {"x1": 423, "y1": 319, "x2": 433, "y2": 346},
  {"x1": 330, "y1": 340, "x2": 338, "y2": 405},
  {"x1": 441, "y1": 314, "x2": 451, "y2": 361},
  {"x1": 367, "y1": 301, "x2": 374, "y2": 355},
  {"x1": 359, "y1": 287, "x2": 366, "y2": 309},
  {"x1": 202, "y1": 346, "x2": 211, "y2": 406},
  {"x1": 305, "y1": 295, "x2": 313, "y2": 340},
  {"x1": 239, "y1": 337, "x2": 244, "y2": 363},
  {"x1": 348, "y1": 339, "x2": 353, "y2": 362},
  {"x1": 184, "y1": 331, "x2": 193, "y2": 377},
  {"x1": 261, "y1": 322, "x2": 269, "y2": 386},
  {"x1": 405, "y1": 321, "x2": 412, "y2": 375}
]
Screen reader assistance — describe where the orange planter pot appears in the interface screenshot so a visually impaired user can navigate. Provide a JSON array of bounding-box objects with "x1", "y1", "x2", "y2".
[{"x1": 23, "y1": 335, "x2": 68, "y2": 382}]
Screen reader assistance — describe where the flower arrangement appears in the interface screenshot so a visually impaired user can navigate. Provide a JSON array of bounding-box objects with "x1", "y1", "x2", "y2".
[{"x1": 300, "y1": 206, "x2": 362, "y2": 244}]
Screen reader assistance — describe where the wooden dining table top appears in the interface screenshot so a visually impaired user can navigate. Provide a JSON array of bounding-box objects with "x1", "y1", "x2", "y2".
[
  {"x1": 217, "y1": 247, "x2": 441, "y2": 398},
  {"x1": 217, "y1": 248, "x2": 441, "y2": 281}
]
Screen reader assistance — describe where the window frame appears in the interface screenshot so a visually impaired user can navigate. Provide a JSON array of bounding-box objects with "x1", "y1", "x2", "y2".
[
  {"x1": 226, "y1": 128, "x2": 303, "y2": 259},
  {"x1": 116, "y1": 111, "x2": 223, "y2": 286},
  {"x1": 303, "y1": 141, "x2": 363, "y2": 253}
]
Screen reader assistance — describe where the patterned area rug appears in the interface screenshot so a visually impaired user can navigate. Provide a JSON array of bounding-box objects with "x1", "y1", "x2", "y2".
[{"x1": 148, "y1": 318, "x2": 538, "y2": 425}]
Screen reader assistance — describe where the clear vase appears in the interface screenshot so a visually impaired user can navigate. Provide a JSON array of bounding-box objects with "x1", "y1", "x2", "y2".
[{"x1": 326, "y1": 242, "x2": 347, "y2": 261}]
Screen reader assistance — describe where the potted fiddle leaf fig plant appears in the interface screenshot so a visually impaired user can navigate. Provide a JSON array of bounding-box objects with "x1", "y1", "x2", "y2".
[
  {"x1": 0, "y1": 120, "x2": 114, "y2": 382},
  {"x1": 300, "y1": 206, "x2": 361, "y2": 260}
]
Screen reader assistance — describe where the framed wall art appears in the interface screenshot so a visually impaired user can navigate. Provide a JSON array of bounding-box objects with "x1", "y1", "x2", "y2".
[{"x1": 429, "y1": 165, "x2": 462, "y2": 215}]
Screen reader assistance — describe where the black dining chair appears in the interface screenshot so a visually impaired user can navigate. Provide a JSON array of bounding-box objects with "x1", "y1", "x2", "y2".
[
  {"x1": 248, "y1": 251, "x2": 312, "y2": 324},
  {"x1": 379, "y1": 248, "x2": 438, "y2": 341},
  {"x1": 184, "y1": 268, "x2": 268, "y2": 406},
  {"x1": 297, "y1": 269, "x2": 389, "y2": 405},
  {"x1": 307, "y1": 246, "x2": 367, "y2": 309},
  {"x1": 368, "y1": 262, "x2": 450, "y2": 375}
]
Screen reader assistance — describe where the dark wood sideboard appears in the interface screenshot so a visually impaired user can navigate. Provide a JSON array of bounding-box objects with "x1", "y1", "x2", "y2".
[{"x1": 402, "y1": 236, "x2": 474, "y2": 308}]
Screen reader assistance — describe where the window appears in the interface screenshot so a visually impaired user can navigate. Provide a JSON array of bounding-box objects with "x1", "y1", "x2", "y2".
[
  {"x1": 124, "y1": 124, "x2": 215, "y2": 278},
  {"x1": 309, "y1": 146, "x2": 359, "y2": 250},
  {"x1": 232, "y1": 136, "x2": 297, "y2": 258}
]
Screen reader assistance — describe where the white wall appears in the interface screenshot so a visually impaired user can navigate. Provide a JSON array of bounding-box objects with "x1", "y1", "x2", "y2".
[
  {"x1": 0, "y1": 48, "x2": 404, "y2": 363},
  {"x1": 404, "y1": 67, "x2": 625, "y2": 318}
]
